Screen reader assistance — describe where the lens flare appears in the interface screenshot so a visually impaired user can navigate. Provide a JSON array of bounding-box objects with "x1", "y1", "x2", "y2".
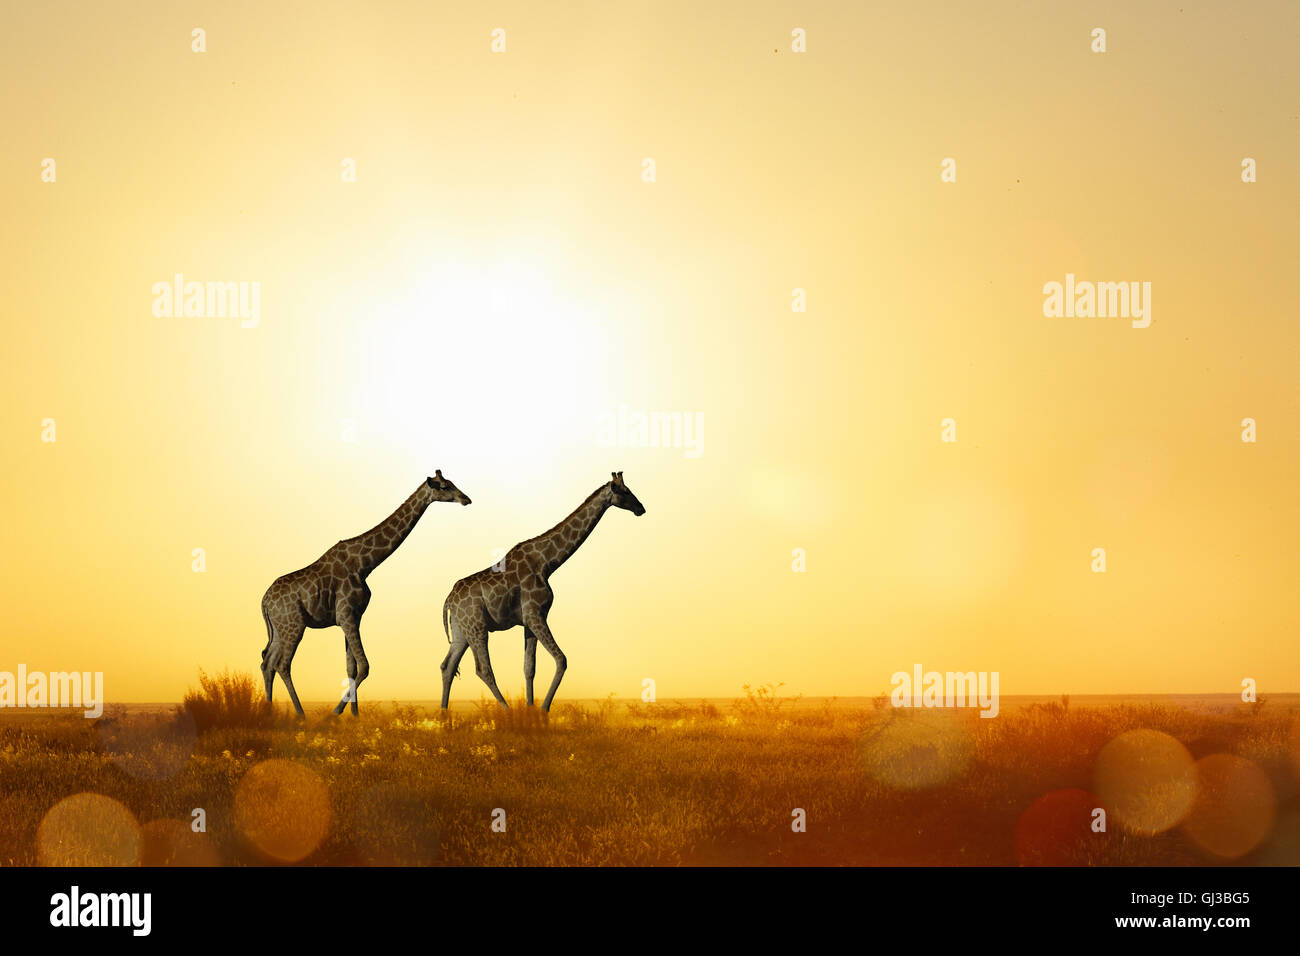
[
  {"x1": 351, "y1": 784, "x2": 442, "y2": 865},
  {"x1": 858, "y1": 710, "x2": 976, "y2": 790},
  {"x1": 1015, "y1": 788, "x2": 1108, "y2": 866},
  {"x1": 1251, "y1": 808, "x2": 1300, "y2": 866},
  {"x1": 1182, "y1": 754, "x2": 1276, "y2": 859},
  {"x1": 1288, "y1": 714, "x2": 1300, "y2": 779},
  {"x1": 235, "y1": 759, "x2": 332, "y2": 862},
  {"x1": 1092, "y1": 729, "x2": 1196, "y2": 834},
  {"x1": 98, "y1": 709, "x2": 196, "y2": 780},
  {"x1": 140, "y1": 818, "x2": 221, "y2": 866},
  {"x1": 37, "y1": 793, "x2": 141, "y2": 866}
]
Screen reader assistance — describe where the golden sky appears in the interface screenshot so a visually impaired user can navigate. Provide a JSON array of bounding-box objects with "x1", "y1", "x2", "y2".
[{"x1": 3, "y1": 1, "x2": 1298, "y2": 702}]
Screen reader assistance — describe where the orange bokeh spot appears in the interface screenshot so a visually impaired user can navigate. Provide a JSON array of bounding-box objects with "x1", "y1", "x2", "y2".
[
  {"x1": 1093, "y1": 729, "x2": 1197, "y2": 834},
  {"x1": 140, "y1": 818, "x2": 221, "y2": 866},
  {"x1": 99, "y1": 710, "x2": 196, "y2": 781},
  {"x1": 858, "y1": 710, "x2": 976, "y2": 790},
  {"x1": 1182, "y1": 754, "x2": 1276, "y2": 860},
  {"x1": 351, "y1": 784, "x2": 442, "y2": 865},
  {"x1": 1251, "y1": 808, "x2": 1300, "y2": 865},
  {"x1": 1015, "y1": 788, "x2": 1108, "y2": 866},
  {"x1": 235, "y1": 759, "x2": 332, "y2": 863},
  {"x1": 37, "y1": 793, "x2": 141, "y2": 866},
  {"x1": 1288, "y1": 714, "x2": 1300, "y2": 779}
]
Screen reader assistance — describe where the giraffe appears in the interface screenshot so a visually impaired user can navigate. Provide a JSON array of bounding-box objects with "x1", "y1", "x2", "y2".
[
  {"x1": 260, "y1": 472, "x2": 471, "y2": 717},
  {"x1": 440, "y1": 472, "x2": 645, "y2": 711}
]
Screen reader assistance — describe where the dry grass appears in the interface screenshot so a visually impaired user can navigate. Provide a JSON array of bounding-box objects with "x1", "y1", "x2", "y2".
[{"x1": 1, "y1": 683, "x2": 1297, "y2": 866}]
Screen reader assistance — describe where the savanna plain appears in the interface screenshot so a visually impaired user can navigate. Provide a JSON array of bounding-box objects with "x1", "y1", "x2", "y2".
[{"x1": 4, "y1": 674, "x2": 1298, "y2": 866}]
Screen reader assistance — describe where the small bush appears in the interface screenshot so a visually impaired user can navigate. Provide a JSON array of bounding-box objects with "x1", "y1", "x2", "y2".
[
  {"x1": 180, "y1": 669, "x2": 275, "y2": 734},
  {"x1": 734, "y1": 682, "x2": 800, "y2": 720}
]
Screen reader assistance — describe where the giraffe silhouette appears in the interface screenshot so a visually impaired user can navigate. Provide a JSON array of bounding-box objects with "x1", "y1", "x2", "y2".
[
  {"x1": 261, "y1": 472, "x2": 471, "y2": 716},
  {"x1": 441, "y1": 472, "x2": 645, "y2": 711}
]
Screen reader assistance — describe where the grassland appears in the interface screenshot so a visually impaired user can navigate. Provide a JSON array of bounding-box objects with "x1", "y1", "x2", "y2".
[{"x1": 2, "y1": 681, "x2": 1298, "y2": 866}]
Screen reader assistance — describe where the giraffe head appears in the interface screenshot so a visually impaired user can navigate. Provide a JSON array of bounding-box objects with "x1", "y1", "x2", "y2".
[
  {"x1": 609, "y1": 471, "x2": 646, "y2": 516},
  {"x1": 427, "y1": 470, "x2": 472, "y2": 506}
]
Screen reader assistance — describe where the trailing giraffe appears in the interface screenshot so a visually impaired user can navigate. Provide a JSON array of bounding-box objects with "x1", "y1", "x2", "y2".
[
  {"x1": 261, "y1": 472, "x2": 471, "y2": 716},
  {"x1": 441, "y1": 472, "x2": 645, "y2": 711}
]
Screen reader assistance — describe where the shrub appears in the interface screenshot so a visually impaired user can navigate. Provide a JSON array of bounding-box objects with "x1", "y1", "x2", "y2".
[
  {"x1": 180, "y1": 669, "x2": 275, "y2": 734},
  {"x1": 734, "y1": 682, "x2": 800, "y2": 720}
]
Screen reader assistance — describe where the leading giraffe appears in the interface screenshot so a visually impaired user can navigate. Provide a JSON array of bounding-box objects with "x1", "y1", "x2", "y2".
[{"x1": 440, "y1": 472, "x2": 646, "y2": 711}]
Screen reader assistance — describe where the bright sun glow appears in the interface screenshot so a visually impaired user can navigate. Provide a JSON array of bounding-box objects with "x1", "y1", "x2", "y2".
[{"x1": 353, "y1": 256, "x2": 610, "y2": 467}]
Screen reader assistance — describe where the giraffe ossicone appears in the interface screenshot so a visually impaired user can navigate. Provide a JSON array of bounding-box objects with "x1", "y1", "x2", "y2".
[
  {"x1": 260, "y1": 472, "x2": 472, "y2": 717},
  {"x1": 440, "y1": 472, "x2": 646, "y2": 712}
]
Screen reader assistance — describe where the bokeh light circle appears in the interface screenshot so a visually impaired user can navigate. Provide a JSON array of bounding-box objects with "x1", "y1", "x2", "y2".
[
  {"x1": 98, "y1": 709, "x2": 197, "y2": 780},
  {"x1": 235, "y1": 759, "x2": 332, "y2": 862},
  {"x1": 1093, "y1": 729, "x2": 1196, "y2": 834},
  {"x1": 37, "y1": 793, "x2": 141, "y2": 866},
  {"x1": 1288, "y1": 714, "x2": 1300, "y2": 780},
  {"x1": 140, "y1": 818, "x2": 221, "y2": 866},
  {"x1": 1015, "y1": 788, "x2": 1108, "y2": 866},
  {"x1": 351, "y1": 784, "x2": 442, "y2": 865},
  {"x1": 1182, "y1": 754, "x2": 1276, "y2": 860},
  {"x1": 859, "y1": 710, "x2": 976, "y2": 790},
  {"x1": 1251, "y1": 808, "x2": 1300, "y2": 866}
]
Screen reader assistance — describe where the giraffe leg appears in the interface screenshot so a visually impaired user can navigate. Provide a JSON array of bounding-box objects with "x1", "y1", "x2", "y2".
[
  {"x1": 334, "y1": 620, "x2": 368, "y2": 716},
  {"x1": 528, "y1": 617, "x2": 567, "y2": 712},
  {"x1": 262, "y1": 642, "x2": 278, "y2": 702},
  {"x1": 279, "y1": 669, "x2": 306, "y2": 717},
  {"x1": 469, "y1": 634, "x2": 508, "y2": 709},
  {"x1": 345, "y1": 640, "x2": 359, "y2": 717},
  {"x1": 274, "y1": 624, "x2": 306, "y2": 717},
  {"x1": 523, "y1": 627, "x2": 538, "y2": 707},
  {"x1": 261, "y1": 607, "x2": 276, "y2": 702},
  {"x1": 440, "y1": 638, "x2": 469, "y2": 709},
  {"x1": 262, "y1": 604, "x2": 296, "y2": 703}
]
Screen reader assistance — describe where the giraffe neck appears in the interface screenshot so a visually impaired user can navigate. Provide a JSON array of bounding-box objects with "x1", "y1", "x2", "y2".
[
  {"x1": 531, "y1": 484, "x2": 612, "y2": 578},
  {"x1": 349, "y1": 483, "x2": 432, "y2": 578}
]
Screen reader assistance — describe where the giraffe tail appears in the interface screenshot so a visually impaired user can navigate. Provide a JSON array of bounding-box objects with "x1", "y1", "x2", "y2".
[
  {"x1": 441, "y1": 598, "x2": 462, "y2": 678},
  {"x1": 261, "y1": 602, "x2": 274, "y2": 666}
]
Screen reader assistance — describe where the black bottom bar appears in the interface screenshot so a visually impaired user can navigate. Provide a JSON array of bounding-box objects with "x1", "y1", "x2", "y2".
[{"x1": 4, "y1": 865, "x2": 1285, "y2": 941}]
